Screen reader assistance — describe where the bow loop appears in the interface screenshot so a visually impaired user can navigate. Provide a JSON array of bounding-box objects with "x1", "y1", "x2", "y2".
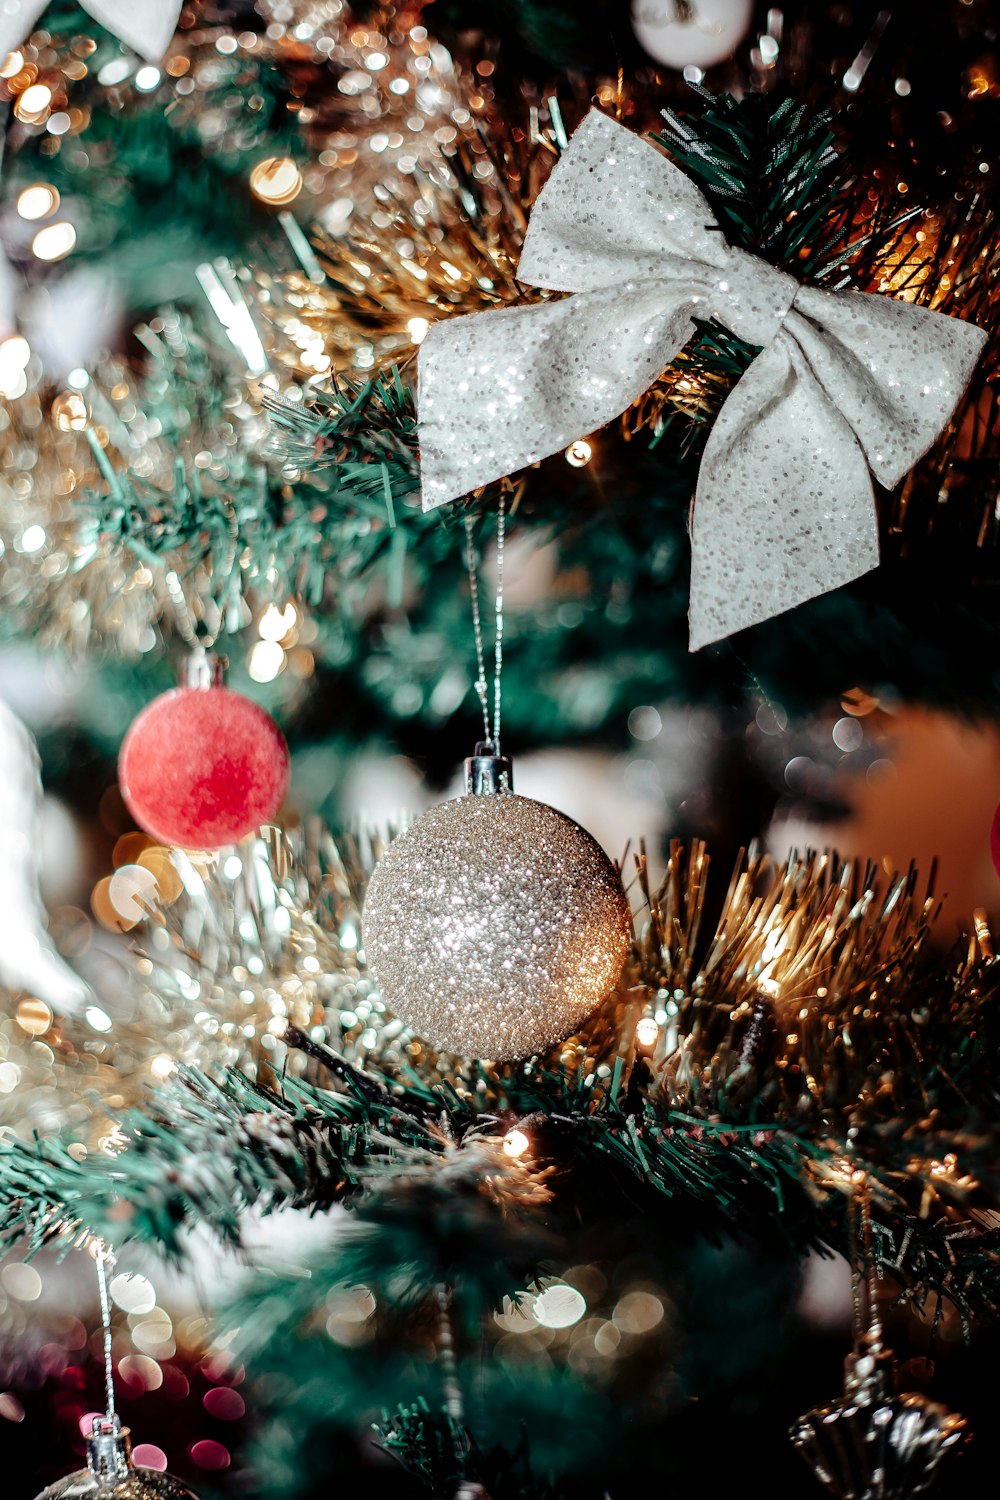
[
  {"x1": 517, "y1": 108, "x2": 727, "y2": 294},
  {"x1": 418, "y1": 108, "x2": 986, "y2": 648}
]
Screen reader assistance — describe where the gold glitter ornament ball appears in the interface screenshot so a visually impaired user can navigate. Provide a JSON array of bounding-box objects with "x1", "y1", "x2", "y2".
[
  {"x1": 34, "y1": 1419, "x2": 202, "y2": 1499},
  {"x1": 33, "y1": 1471, "x2": 199, "y2": 1500},
  {"x1": 362, "y1": 794, "x2": 632, "y2": 1059}
]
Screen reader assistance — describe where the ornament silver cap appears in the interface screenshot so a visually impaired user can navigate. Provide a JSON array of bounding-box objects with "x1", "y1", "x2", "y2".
[
  {"x1": 86, "y1": 1415, "x2": 131, "y2": 1479},
  {"x1": 464, "y1": 741, "x2": 513, "y2": 796},
  {"x1": 843, "y1": 1342, "x2": 893, "y2": 1405},
  {"x1": 179, "y1": 647, "x2": 226, "y2": 691}
]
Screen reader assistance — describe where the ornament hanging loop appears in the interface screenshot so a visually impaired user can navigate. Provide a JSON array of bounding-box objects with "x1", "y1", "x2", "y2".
[{"x1": 86, "y1": 1415, "x2": 131, "y2": 1481}]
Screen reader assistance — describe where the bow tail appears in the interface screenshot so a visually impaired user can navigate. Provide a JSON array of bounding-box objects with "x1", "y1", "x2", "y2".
[
  {"x1": 419, "y1": 284, "x2": 698, "y2": 510},
  {"x1": 688, "y1": 339, "x2": 879, "y2": 651}
]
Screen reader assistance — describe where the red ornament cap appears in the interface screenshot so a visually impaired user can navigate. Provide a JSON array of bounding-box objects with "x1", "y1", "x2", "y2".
[{"x1": 119, "y1": 685, "x2": 290, "y2": 850}]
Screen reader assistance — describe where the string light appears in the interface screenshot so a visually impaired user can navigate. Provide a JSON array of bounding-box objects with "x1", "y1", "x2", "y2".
[
  {"x1": 502, "y1": 1128, "x2": 530, "y2": 1158},
  {"x1": 50, "y1": 390, "x2": 89, "y2": 431},
  {"x1": 0, "y1": 336, "x2": 31, "y2": 400},
  {"x1": 31, "y1": 221, "x2": 77, "y2": 262},
  {"x1": 564, "y1": 438, "x2": 593, "y2": 466},
  {"x1": 249, "y1": 156, "x2": 303, "y2": 205},
  {"x1": 635, "y1": 1016, "x2": 659, "y2": 1048},
  {"x1": 16, "y1": 183, "x2": 59, "y2": 220}
]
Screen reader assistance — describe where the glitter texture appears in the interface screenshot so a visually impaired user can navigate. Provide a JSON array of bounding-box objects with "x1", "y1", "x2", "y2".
[
  {"x1": 362, "y1": 794, "x2": 631, "y2": 1060},
  {"x1": 34, "y1": 1467, "x2": 200, "y2": 1499},
  {"x1": 418, "y1": 108, "x2": 987, "y2": 648}
]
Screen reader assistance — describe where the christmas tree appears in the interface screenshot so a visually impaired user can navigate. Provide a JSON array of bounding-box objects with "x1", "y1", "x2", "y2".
[{"x1": 0, "y1": 2, "x2": 999, "y2": 1497}]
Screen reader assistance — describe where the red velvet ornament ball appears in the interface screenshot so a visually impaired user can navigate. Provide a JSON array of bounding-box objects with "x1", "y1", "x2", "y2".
[
  {"x1": 119, "y1": 685, "x2": 290, "y2": 849},
  {"x1": 992, "y1": 802, "x2": 1000, "y2": 880}
]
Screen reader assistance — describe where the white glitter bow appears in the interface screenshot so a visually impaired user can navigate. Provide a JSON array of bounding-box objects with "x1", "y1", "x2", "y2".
[
  {"x1": 0, "y1": 0, "x2": 181, "y2": 63},
  {"x1": 418, "y1": 110, "x2": 987, "y2": 649}
]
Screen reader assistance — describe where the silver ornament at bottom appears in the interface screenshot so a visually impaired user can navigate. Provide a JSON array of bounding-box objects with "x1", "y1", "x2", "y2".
[
  {"x1": 35, "y1": 1416, "x2": 201, "y2": 1500},
  {"x1": 790, "y1": 1347, "x2": 967, "y2": 1500},
  {"x1": 362, "y1": 761, "x2": 631, "y2": 1059}
]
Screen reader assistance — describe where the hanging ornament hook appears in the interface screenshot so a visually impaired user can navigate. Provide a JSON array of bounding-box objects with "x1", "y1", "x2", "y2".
[
  {"x1": 790, "y1": 1168, "x2": 969, "y2": 1496},
  {"x1": 843, "y1": 1171, "x2": 890, "y2": 1404},
  {"x1": 86, "y1": 1244, "x2": 131, "y2": 1481},
  {"x1": 95, "y1": 1246, "x2": 116, "y2": 1426}
]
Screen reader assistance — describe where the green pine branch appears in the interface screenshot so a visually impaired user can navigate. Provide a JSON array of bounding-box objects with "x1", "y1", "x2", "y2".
[
  {"x1": 79, "y1": 359, "x2": 422, "y2": 612},
  {"x1": 656, "y1": 91, "x2": 842, "y2": 270},
  {"x1": 376, "y1": 1401, "x2": 567, "y2": 1500},
  {"x1": 1, "y1": 1032, "x2": 998, "y2": 1321}
]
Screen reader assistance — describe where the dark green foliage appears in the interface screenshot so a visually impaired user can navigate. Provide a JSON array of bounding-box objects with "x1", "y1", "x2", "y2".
[
  {"x1": 1, "y1": 984, "x2": 998, "y2": 1315},
  {"x1": 656, "y1": 91, "x2": 843, "y2": 271},
  {"x1": 376, "y1": 1402, "x2": 568, "y2": 1500}
]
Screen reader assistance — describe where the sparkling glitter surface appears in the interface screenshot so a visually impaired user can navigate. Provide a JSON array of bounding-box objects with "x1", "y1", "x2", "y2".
[
  {"x1": 418, "y1": 108, "x2": 986, "y2": 648},
  {"x1": 34, "y1": 1467, "x2": 200, "y2": 1499},
  {"x1": 362, "y1": 794, "x2": 631, "y2": 1060}
]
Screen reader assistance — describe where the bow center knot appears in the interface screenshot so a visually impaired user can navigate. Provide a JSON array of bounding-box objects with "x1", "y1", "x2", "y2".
[{"x1": 704, "y1": 247, "x2": 798, "y2": 348}]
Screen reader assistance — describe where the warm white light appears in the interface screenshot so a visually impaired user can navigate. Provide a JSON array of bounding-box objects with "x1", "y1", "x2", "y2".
[
  {"x1": 15, "y1": 83, "x2": 52, "y2": 119},
  {"x1": 110, "y1": 1272, "x2": 157, "y2": 1313},
  {"x1": 32, "y1": 221, "x2": 77, "y2": 262},
  {"x1": 407, "y1": 316, "x2": 430, "y2": 344},
  {"x1": 248, "y1": 639, "x2": 285, "y2": 682},
  {"x1": 533, "y1": 1284, "x2": 586, "y2": 1328},
  {"x1": 135, "y1": 66, "x2": 161, "y2": 91},
  {"x1": 249, "y1": 156, "x2": 303, "y2": 205},
  {"x1": 636, "y1": 1017, "x2": 659, "y2": 1048},
  {"x1": 19, "y1": 525, "x2": 46, "y2": 553},
  {"x1": 565, "y1": 438, "x2": 593, "y2": 467},
  {"x1": 502, "y1": 1128, "x2": 530, "y2": 1159},
  {"x1": 17, "y1": 183, "x2": 60, "y2": 221},
  {"x1": 98, "y1": 57, "x2": 132, "y2": 86},
  {"x1": 0, "y1": 336, "x2": 31, "y2": 398},
  {"x1": 109, "y1": 864, "x2": 158, "y2": 922},
  {"x1": 258, "y1": 601, "x2": 297, "y2": 642}
]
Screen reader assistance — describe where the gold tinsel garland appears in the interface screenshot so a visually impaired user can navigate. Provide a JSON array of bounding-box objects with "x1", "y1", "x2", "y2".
[
  {"x1": 0, "y1": 1, "x2": 478, "y2": 649},
  {"x1": 111, "y1": 824, "x2": 1000, "y2": 1206}
]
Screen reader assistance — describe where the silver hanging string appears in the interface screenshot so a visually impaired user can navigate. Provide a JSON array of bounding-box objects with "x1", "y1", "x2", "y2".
[
  {"x1": 436, "y1": 1285, "x2": 475, "y2": 1500},
  {"x1": 95, "y1": 1249, "x2": 116, "y2": 1421},
  {"x1": 463, "y1": 516, "x2": 491, "y2": 747},
  {"x1": 463, "y1": 495, "x2": 506, "y2": 752}
]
